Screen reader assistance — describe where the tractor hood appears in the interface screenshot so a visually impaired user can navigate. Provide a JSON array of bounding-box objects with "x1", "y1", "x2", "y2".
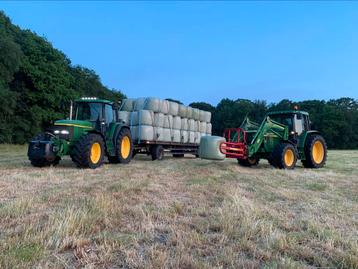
[{"x1": 54, "y1": 119, "x2": 93, "y2": 129}]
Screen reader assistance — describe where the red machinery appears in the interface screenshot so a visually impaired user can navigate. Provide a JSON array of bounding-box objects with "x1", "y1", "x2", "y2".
[{"x1": 220, "y1": 128, "x2": 247, "y2": 159}]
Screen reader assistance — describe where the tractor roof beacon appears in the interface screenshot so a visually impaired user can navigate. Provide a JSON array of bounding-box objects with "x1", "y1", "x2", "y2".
[
  {"x1": 220, "y1": 109, "x2": 327, "y2": 169},
  {"x1": 28, "y1": 97, "x2": 133, "y2": 168}
]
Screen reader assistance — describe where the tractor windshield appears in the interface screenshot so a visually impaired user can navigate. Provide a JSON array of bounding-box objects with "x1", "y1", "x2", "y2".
[
  {"x1": 75, "y1": 102, "x2": 103, "y2": 121},
  {"x1": 269, "y1": 114, "x2": 293, "y2": 131}
]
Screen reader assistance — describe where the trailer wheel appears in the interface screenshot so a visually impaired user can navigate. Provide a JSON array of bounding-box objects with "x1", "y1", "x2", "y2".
[
  {"x1": 238, "y1": 156, "x2": 259, "y2": 167},
  {"x1": 271, "y1": 143, "x2": 297, "y2": 169},
  {"x1": 302, "y1": 134, "x2": 327, "y2": 168},
  {"x1": 71, "y1": 133, "x2": 104, "y2": 168},
  {"x1": 108, "y1": 128, "x2": 133, "y2": 164},
  {"x1": 151, "y1": 145, "x2": 164, "y2": 161}
]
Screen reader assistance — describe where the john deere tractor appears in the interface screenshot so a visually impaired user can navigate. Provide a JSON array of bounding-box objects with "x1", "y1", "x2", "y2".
[
  {"x1": 220, "y1": 109, "x2": 327, "y2": 169},
  {"x1": 28, "y1": 97, "x2": 133, "y2": 168}
]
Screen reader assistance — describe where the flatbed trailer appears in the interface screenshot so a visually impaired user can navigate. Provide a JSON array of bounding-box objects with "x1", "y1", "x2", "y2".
[{"x1": 133, "y1": 140, "x2": 199, "y2": 160}]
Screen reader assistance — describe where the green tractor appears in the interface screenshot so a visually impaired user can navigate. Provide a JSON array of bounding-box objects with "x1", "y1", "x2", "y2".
[
  {"x1": 28, "y1": 97, "x2": 133, "y2": 168},
  {"x1": 220, "y1": 109, "x2": 327, "y2": 169}
]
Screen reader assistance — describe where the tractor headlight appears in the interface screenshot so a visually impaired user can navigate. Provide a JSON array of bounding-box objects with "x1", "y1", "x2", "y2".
[
  {"x1": 54, "y1": 130, "x2": 60, "y2": 134},
  {"x1": 60, "y1": 130, "x2": 69, "y2": 135}
]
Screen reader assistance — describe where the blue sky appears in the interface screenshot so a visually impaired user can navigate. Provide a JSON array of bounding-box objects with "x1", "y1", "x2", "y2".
[{"x1": 1, "y1": 2, "x2": 358, "y2": 105}]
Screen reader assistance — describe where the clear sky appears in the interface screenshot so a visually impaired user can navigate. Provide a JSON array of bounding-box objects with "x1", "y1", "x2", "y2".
[{"x1": 1, "y1": 1, "x2": 357, "y2": 105}]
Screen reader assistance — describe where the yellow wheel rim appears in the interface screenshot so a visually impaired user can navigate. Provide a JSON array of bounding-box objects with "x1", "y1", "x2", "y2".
[
  {"x1": 121, "y1": 136, "x2": 131, "y2": 159},
  {"x1": 90, "y1": 142, "x2": 101, "y2": 164},
  {"x1": 312, "y1": 141, "x2": 324, "y2": 164},
  {"x1": 284, "y1": 148, "x2": 295, "y2": 167}
]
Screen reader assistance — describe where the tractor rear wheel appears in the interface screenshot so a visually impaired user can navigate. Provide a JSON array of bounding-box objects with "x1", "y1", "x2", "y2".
[
  {"x1": 108, "y1": 128, "x2": 133, "y2": 164},
  {"x1": 151, "y1": 145, "x2": 164, "y2": 161},
  {"x1": 271, "y1": 143, "x2": 297, "y2": 169},
  {"x1": 71, "y1": 133, "x2": 104, "y2": 168},
  {"x1": 302, "y1": 134, "x2": 327, "y2": 168},
  {"x1": 238, "y1": 156, "x2": 259, "y2": 167}
]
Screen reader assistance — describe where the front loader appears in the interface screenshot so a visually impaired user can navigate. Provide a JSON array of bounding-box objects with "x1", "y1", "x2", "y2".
[
  {"x1": 28, "y1": 97, "x2": 133, "y2": 168},
  {"x1": 220, "y1": 109, "x2": 327, "y2": 169}
]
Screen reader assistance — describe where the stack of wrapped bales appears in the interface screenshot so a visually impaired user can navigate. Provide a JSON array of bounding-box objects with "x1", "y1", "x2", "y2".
[{"x1": 119, "y1": 97, "x2": 212, "y2": 144}]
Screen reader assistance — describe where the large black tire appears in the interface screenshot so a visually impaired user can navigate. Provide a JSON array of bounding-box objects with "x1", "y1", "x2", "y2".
[
  {"x1": 151, "y1": 145, "x2": 164, "y2": 161},
  {"x1": 271, "y1": 143, "x2": 297, "y2": 169},
  {"x1": 108, "y1": 128, "x2": 133, "y2": 164},
  {"x1": 29, "y1": 133, "x2": 61, "y2": 167},
  {"x1": 302, "y1": 134, "x2": 327, "y2": 168},
  {"x1": 70, "y1": 133, "x2": 105, "y2": 169},
  {"x1": 238, "y1": 156, "x2": 260, "y2": 167}
]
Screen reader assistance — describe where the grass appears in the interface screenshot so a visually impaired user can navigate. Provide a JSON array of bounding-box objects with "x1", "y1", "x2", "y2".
[{"x1": 0, "y1": 145, "x2": 357, "y2": 268}]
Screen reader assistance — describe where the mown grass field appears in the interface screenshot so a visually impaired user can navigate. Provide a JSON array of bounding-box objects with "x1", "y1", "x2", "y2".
[{"x1": 0, "y1": 145, "x2": 357, "y2": 269}]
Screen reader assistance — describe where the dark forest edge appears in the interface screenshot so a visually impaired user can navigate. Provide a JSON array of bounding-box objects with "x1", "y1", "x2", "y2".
[{"x1": 1, "y1": 11, "x2": 357, "y2": 149}]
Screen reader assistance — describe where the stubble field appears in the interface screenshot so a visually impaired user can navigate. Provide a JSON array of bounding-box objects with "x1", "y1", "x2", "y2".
[{"x1": 0, "y1": 145, "x2": 357, "y2": 269}]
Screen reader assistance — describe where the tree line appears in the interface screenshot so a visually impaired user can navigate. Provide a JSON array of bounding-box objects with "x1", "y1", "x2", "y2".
[{"x1": 1, "y1": 11, "x2": 357, "y2": 149}]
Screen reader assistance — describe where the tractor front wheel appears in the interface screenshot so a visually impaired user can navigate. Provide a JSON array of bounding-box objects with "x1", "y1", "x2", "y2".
[
  {"x1": 302, "y1": 134, "x2": 327, "y2": 168},
  {"x1": 238, "y1": 156, "x2": 260, "y2": 167},
  {"x1": 271, "y1": 143, "x2": 297, "y2": 169},
  {"x1": 71, "y1": 133, "x2": 104, "y2": 169},
  {"x1": 108, "y1": 128, "x2": 133, "y2": 164}
]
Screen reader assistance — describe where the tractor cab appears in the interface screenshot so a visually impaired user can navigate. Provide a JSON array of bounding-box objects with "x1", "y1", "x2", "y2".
[{"x1": 267, "y1": 110, "x2": 311, "y2": 136}]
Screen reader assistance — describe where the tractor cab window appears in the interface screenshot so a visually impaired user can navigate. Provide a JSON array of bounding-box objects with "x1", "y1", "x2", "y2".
[
  {"x1": 104, "y1": 104, "x2": 114, "y2": 124},
  {"x1": 270, "y1": 114, "x2": 294, "y2": 132},
  {"x1": 75, "y1": 102, "x2": 103, "y2": 122},
  {"x1": 294, "y1": 114, "x2": 304, "y2": 135}
]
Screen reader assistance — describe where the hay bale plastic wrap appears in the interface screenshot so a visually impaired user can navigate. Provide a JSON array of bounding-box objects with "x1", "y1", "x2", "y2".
[
  {"x1": 118, "y1": 111, "x2": 130, "y2": 124},
  {"x1": 178, "y1": 105, "x2": 187, "y2": 118},
  {"x1": 154, "y1": 127, "x2": 164, "y2": 141},
  {"x1": 192, "y1": 108, "x2": 200, "y2": 120},
  {"x1": 144, "y1": 98, "x2": 161, "y2": 112},
  {"x1": 163, "y1": 128, "x2": 172, "y2": 142},
  {"x1": 186, "y1": 107, "x2": 193, "y2": 119},
  {"x1": 121, "y1": 98, "x2": 135, "y2": 111},
  {"x1": 161, "y1": 100, "x2": 170, "y2": 114},
  {"x1": 195, "y1": 131, "x2": 201, "y2": 144},
  {"x1": 173, "y1": 116, "x2": 181, "y2": 130},
  {"x1": 204, "y1": 111, "x2": 211, "y2": 123},
  {"x1": 168, "y1": 101, "x2": 179, "y2": 116},
  {"x1": 199, "y1": 136, "x2": 226, "y2": 160},
  {"x1": 189, "y1": 131, "x2": 195, "y2": 143},
  {"x1": 206, "y1": 123, "x2": 212, "y2": 134},
  {"x1": 172, "y1": 129, "x2": 181, "y2": 143},
  {"x1": 199, "y1": 110, "x2": 206, "y2": 122},
  {"x1": 181, "y1": 118, "x2": 188, "y2": 130},
  {"x1": 164, "y1": 115, "x2": 173, "y2": 129},
  {"x1": 181, "y1": 130, "x2": 189, "y2": 143},
  {"x1": 131, "y1": 125, "x2": 154, "y2": 141},
  {"x1": 199, "y1": 121, "x2": 207, "y2": 133},
  {"x1": 154, "y1": 113, "x2": 165, "y2": 127},
  {"x1": 133, "y1": 98, "x2": 146, "y2": 111},
  {"x1": 130, "y1": 110, "x2": 154, "y2": 126},
  {"x1": 188, "y1": 119, "x2": 196, "y2": 131}
]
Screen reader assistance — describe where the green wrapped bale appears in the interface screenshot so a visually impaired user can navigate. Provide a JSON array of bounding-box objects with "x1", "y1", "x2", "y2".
[{"x1": 199, "y1": 136, "x2": 226, "y2": 160}]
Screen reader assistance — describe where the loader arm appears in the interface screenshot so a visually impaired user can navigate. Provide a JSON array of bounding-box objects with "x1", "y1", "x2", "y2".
[{"x1": 247, "y1": 116, "x2": 289, "y2": 157}]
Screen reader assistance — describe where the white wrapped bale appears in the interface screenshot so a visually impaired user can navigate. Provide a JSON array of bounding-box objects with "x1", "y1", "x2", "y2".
[
  {"x1": 163, "y1": 115, "x2": 173, "y2": 129},
  {"x1": 163, "y1": 128, "x2": 172, "y2": 142},
  {"x1": 178, "y1": 105, "x2": 187, "y2": 118},
  {"x1": 121, "y1": 98, "x2": 135, "y2": 111},
  {"x1": 154, "y1": 127, "x2": 164, "y2": 141},
  {"x1": 187, "y1": 107, "x2": 193, "y2": 119},
  {"x1": 194, "y1": 120, "x2": 200, "y2": 132},
  {"x1": 206, "y1": 123, "x2": 212, "y2": 134},
  {"x1": 199, "y1": 136, "x2": 226, "y2": 160},
  {"x1": 181, "y1": 130, "x2": 189, "y2": 143},
  {"x1": 118, "y1": 111, "x2": 130, "y2": 124},
  {"x1": 173, "y1": 116, "x2": 181, "y2": 130},
  {"x1": 195, "y1": 131, "x2": 201, "y2": 144},
  {"x1": 188, "y1": 119, "x2": 196, "y2": 131},
  {"x1": 201, "y1": 133, "x2": 207, "y2": 138},
  {"x1": 192, "y1": 108, "x2": 200, "y2": 120},
  {"x1": 199, "y1": 121, "x2": 207, "y2": 133},
  {"x1": 168, "y1": 101, "x2": 179, "y2": 116},
  {"x1": 130, "y1": 125, "x2": 154, "y2": 141},
  {"x1": 204, "y1": 111, "x2": 211, "y2": 123},
  {"x1": 161, "y1": 100, "x2": 169, "y2": 114},
  {"x1": 133, "y1": 97, "x2": 146, "y2": 111},
  {"x1": 144, "y1": 97, "x2": 161, "y2": 112},
  {"x1": 181, "y1": 118, "x2": 188, "y2": 130},
  {"x1": 189, "y1": 131, "x2": 195, "y2": 143},
  {"x1": 199, "y1": 110, "x2": 206, "y2": 122},
  {"x1": 129, "y1": 110, "x2": 154, "y2": 126},
  {"x1": 154, "y1": 113, "x2": 165, "y2": 127},
  {"x1": 172, "y1": 129, "x2": 181, "y2": 143}
]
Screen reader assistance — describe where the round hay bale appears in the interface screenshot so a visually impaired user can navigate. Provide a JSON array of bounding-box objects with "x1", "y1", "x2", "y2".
[
  {"x1": 129, "y1": 110, "x2": 154, "y2": 126},
  {"x1": 130, "y1": 125, "x2": 154, "y2": 141},
  {"x1": 161, "y1": 100, "x2": 170, "y2": 114},
  {"x1": 178, "y1": 105, "x2": 187, "y2": 118},
  {"x1": 154, "y1": 127, "x2": 164, "y2": 141},
  {"x1": 206, "y1": 123, "x2": 212, "y2": 134},
  {"x1": 144, "y1": 97, "x2": 161, "y2": 112},
  {"x1": 188, "y1": 119, "x2": 196, "y2": 131},
  {"x1": 154, "y1": 113, "x2": 165, "y2": 127},
  {"x1": 168, "y1": 101, "x2": 179, "y2": 116},
  {"x1": 173, "y1": 116, "x2": 181, "y2": 130},
  {"x1": 172, "y1": 129, "x2": 181, "y2": 143},
  {"x1": 163, "y1": 115, "x2": 173, "y2": 129},
  {"x1": 199, "y1": 136, "x2": 226, "y2": 160},
  {"x1": 199, "y1": 121, "x2": 207, "y2": 133},
  {"x1": 192, "y1": 108, "x2": 200, "y2": 120},
  {"x1": 181, "y1": 130, "x2": 189, "y2": 143},
  {"x1": 163, "y1": 128, "x2": 172, "y2": 142},
  {"x1": 189, "y1": 131, "x2": 195, "y2": 143},
  {"x1": 118, "y1": 111, "x2": 130, "y2": 124},
  {"x1": 120, "y1": 98, "x2": 135, "y2": 111},
  {"x1": 186, "y1": 107, "x2": 193, "y2": 119},
  {"x1": 181, "y1": 118, "x2": 188, "y2": 130}
]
